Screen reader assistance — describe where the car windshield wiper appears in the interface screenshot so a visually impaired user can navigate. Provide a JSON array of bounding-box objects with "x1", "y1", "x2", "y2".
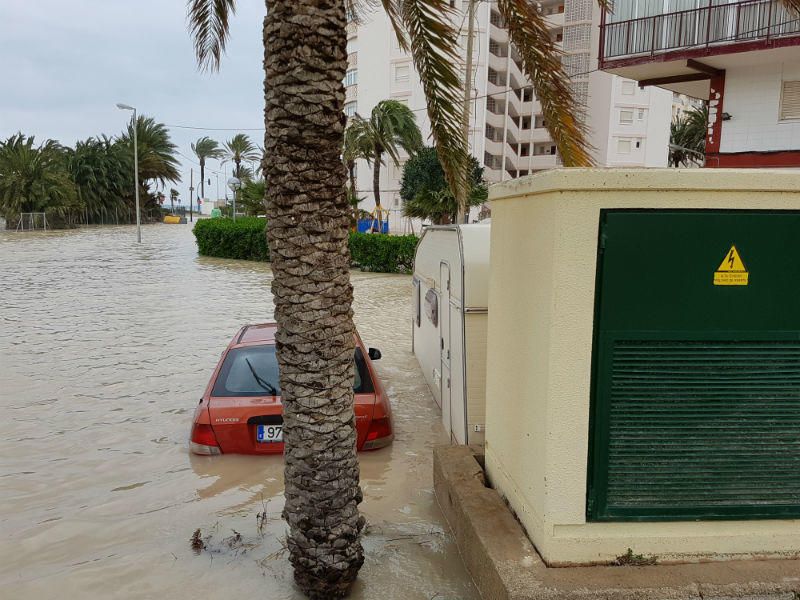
[{"x1": 245, "y1": 358, "x2": 278, "y2": 395}]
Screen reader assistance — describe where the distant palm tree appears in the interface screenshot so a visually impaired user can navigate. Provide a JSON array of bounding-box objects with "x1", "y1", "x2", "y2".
[
  {"x1": 670, "y1": 105, "x2": 708, "y2": 167},
  {"x1": 353, "y1": 100, "x2": 422, "y2": 226},
  {"x1": 123, "y1": 116, "x2": 181, "y2": 186},
  {"x1": 224, "y1": 133, "x2": 260, "y2": 180},
  {"x1": 169, "y1": 187, "x2": 179, "y2": 212},
  {"x1": 191, "y1": 136, "x2": 223, "y2": 201},
  {"x1": 188, "y1": 0, "x2": 594, "y2": 597},
  {"x1": 342, "y1": 118, "x2": 372, "y2": 225}
]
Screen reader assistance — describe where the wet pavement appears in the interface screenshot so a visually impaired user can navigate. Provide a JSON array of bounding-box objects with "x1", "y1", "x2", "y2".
[{"x1": 0, "y1": 224, "x2": 478, "y2": 599}]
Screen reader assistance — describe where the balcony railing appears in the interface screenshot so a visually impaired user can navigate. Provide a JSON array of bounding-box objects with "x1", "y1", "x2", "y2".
[{"x1": 601, "y1": 0, "x2": 800, "y2": 61}]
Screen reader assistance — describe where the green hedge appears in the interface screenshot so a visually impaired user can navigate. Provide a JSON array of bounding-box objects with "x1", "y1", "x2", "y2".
[
  {"x1": 193, "y1": 217, "x2": 417, "y2": 273},
  {"x1": 347, "y1": 231, "x2": 417, "y2": 273},
  {"x1": 193, "y1": 217, "x2": 270, "y2": 261}
]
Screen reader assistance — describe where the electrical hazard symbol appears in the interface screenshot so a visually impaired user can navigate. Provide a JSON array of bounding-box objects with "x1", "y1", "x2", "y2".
[{"x1": 713, "y1": 245, "x2": 749, "y2": 286}]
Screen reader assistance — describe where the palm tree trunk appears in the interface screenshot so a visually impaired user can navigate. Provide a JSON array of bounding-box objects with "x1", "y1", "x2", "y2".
[
  {"x1": 348, "y1": 161, "x2": 358, "y2": 229},
  {"x1": 372, "y1": 149, "x2": 382, "y2": 228},
  {"x1": 263, "y1": 1, "x2": 364, "y2": 598},
  {"x1": 200, "y1": 158, "x2": 206, "y2": 200}
]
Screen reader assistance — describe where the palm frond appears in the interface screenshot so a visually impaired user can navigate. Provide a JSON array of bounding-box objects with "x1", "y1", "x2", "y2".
[
  {"x1": 380, "y1": 0, "x2": 409, "y2": 51},
  {"x1": 187, "y1": 0, "x2": 237, "y2": 71},
  {"x1": 390, "y1": 0, "x2": 470, "y2": 210},
  {"x1": 780, "y1": 0, "x2": 800, "y2": 14},
  {"x1": 497, "y1": 0, "x2": 594, "y2": 166},
  {"x1": 346, "y1": 0, "x2": 380, "y2": 27}
]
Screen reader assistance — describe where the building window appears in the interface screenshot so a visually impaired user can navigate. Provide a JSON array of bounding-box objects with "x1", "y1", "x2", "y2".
[
  {"x1": 344, "y1": 101, "x2": 357, "y2": 117},
  {"x1": 346, "y1": 39, "x2": 358, "y2": 54},
  {"x1": 523, "y1": 87, "x2": 533, "y2": 102},
  {"x1": 520, "y1": 143, "x2": 531, "y2": 157},
  {"x1": 394, "y1": 64, "x2": 410, "y2": 82},
  {"x1": 635, "y1": 139, "x2": 641, "y2": 149},
  {"x1": 621, "y1": 80, "x2": 635, "y2": 95},
  {"x1": 780, "y1": 80, "x2": 800, "y2": 120},
  {"x1": 344, "y1": 69, "x2": 358, "y2": 87},
  {"x1": 521, "y1": 115, "x2": 531, "y2": 129},
  {"x1": 619, "y1": 109, "x2": 634, "y2": 124},
  {"x1": 617, "y1": 139, "x2": 631, "y2": 154}
]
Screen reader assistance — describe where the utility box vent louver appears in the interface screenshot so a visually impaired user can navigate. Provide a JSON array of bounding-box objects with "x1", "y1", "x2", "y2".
[
  {"x1": 589, "y1": 210, "x2": 800, "y2": 521},
  {"x1": 607, "y1": 339, "x2": 800, "y2": 515}
]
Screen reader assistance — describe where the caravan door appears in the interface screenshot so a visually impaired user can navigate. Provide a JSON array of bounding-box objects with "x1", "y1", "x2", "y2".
[{"x1": 440, "y1": 262, "x2": 452, "y2": 441}]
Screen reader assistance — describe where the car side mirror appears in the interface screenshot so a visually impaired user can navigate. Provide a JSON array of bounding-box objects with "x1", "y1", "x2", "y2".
[{"x1": 368, "y1": 347, "x2": 382, "y2": 361}]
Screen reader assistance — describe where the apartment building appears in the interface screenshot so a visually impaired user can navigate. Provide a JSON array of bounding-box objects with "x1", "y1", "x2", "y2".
[
  {"x1": 598, "y1": 0, "x2": 800, "y2": 167},
  {"x1": 345, "y1": 2, "x2": 672, "y2": 219}
]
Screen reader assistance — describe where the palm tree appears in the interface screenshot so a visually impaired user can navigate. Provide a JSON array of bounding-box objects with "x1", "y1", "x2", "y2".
[
  {"x1": 170, "y1": 188, "x2": 180, "y2": 213},
  {"x1": 0, "y1": 134, "x2": 77, "y2": 221},
  {"x1": 191, "y1": 136, "x2": 223, "y2": 201},
  {"x1": 224, "y1": 133, "x2": 260, "y2": 180},
  {"x1": 354, "y1": 100, "x2": 423, "y2": 227},
  {"x1": 342, "y1": 118, "x2": 372, "y2": 226},
  {"x1": 67, "y1": 136, "x2": 130, "y2": 223},
  {"x1": 670, "y1": 105, "x2": 708, "y2": 167},
  {"x1": 188, "y1": 0, "x2": 593, "y2": 596},
  {"x1": 122, "y1": 116, "x2": 181, "y2": 186}
]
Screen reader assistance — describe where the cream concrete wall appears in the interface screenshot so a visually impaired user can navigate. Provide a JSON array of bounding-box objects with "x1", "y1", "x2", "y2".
[{"x1": 484, "y1": 168, "x2": 800, "y2": 565}]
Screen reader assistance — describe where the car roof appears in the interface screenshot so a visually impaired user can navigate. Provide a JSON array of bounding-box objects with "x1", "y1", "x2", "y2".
[{"x1": 236, "y1": 323, "x2": 277, "y2": 345}]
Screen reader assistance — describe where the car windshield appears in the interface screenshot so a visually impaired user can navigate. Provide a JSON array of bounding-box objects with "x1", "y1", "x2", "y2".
[{"x1": 211, "y1": 344, "x2": 374, "y2": 397}]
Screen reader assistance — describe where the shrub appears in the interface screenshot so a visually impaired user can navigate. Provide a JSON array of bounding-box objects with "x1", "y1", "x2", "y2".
[
  {"x1": 348, "y1": 232, "x2": 418, "y2": 273},
  {"x1": 192, "y1": 218, "x2": 418, "y2": 273},
  {"x1": 193, "y1": 217, "x2": 269, "y2": 261}
]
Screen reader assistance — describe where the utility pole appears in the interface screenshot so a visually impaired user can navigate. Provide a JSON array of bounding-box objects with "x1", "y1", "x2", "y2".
[
  {"x1": 189, "y1": 168, "x2": 194, "y2": 223},
  {"x1": 458, "y1": 0, "x2": 477, "y2": 225}
]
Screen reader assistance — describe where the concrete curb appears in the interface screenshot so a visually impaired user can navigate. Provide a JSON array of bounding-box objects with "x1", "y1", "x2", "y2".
[{"x1": 433, "y1": 445, "x2": 800, "y2": 600}]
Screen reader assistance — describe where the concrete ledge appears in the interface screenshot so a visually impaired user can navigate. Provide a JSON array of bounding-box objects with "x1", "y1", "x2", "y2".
[{"x1": 433, "y1": 445, "x2": 800, "y2": 600}]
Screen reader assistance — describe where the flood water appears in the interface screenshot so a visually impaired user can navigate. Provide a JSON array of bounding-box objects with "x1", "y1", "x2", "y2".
[{"x1": 0, "y1": 224, "x2": 477, "y2": 599}]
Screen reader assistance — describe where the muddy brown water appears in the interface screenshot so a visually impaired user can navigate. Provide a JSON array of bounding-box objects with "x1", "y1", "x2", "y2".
[{"x1": 0, "y1": 224, "x2": 478, "y2": 599}]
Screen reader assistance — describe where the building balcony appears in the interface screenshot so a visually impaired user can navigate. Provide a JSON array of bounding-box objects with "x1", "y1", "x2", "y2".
[{"x1": 599, "y1": 0, "x2": 800, "y2": 98}]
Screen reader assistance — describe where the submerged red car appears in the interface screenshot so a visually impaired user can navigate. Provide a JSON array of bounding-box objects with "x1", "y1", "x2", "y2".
[{"x1": 190, "y1": 323, "x2": 393, "y2": 455}]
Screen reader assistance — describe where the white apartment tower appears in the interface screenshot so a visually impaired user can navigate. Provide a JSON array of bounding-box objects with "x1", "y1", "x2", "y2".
[{"x1": 345, "y1": 2, "x2": 672, "y2": 221}]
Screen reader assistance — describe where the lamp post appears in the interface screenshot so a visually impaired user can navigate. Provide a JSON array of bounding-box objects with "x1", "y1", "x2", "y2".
[
  {"x1": 227, "y1": 177, "x2": 242, "y2": 221},
  {"x1": 116, "y1": 103, "x2": 141, "y2": 242}
]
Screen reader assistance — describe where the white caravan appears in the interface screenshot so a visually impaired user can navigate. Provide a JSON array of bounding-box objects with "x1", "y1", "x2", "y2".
[{"x1": 412, "y1": 224, "x2": 490, "y2": 445}]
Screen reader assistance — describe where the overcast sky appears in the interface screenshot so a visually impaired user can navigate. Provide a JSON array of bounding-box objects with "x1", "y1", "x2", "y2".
[{"x1": 0, "y1": 0, "x2": 266, "y2": 202}]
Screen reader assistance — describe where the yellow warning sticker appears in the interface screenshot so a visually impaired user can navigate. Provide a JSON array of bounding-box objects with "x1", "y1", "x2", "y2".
[{"x1": 713, "y1": 245, "x2": 749, "y2": 286}]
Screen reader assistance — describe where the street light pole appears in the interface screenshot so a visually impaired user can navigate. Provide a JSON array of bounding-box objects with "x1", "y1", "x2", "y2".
[
  {"x1": 228, "y1": 177, "x2": 241, "y2": 222},
  {"x1": 189, "y1": 169, "x2": 195, "y2": 223},
  {"x1": 116, "y1": 103, "x2": 141, "y2": 242}
]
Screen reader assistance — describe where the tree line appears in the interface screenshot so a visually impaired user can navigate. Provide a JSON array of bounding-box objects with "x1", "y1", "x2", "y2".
[{"x1": 0, "y1": 116, "x2": 179, "y2": 228}]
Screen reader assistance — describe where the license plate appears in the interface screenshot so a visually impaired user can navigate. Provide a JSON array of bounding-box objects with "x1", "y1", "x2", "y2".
[{"x1": 257, "y1": 424, "x2": 283, "y2": 443}]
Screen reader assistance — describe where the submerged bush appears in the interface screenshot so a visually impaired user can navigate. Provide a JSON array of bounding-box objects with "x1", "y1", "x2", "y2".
[{"x1": 193, "y1": 217, "x2": 417, "y2": 273}]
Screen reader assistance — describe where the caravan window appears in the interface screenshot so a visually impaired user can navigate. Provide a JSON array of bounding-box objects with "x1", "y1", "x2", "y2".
[
  {"x1": 412, "y1": 277, "x2": 421, "y2": 327},
  {"x1": 424, "y1": 289, "x2": 438, "y2": 327}
]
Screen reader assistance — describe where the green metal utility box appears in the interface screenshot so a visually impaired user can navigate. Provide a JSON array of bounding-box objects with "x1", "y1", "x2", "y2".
[
  {"x1": 588, "y1": 210, "x2": 800, "y2": 521},
  {"x1": 485, "y1": 169, "x2": 800, "y2": 565}
]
